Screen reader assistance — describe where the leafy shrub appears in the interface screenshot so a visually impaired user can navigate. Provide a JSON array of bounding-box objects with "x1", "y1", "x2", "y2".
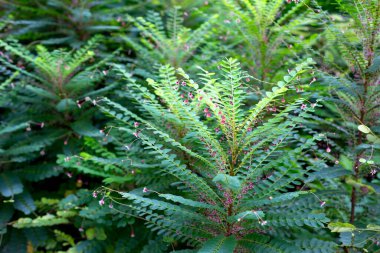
[
  {"x1": 309, "y1": 0, "x2": 380, "y2": 250},
  {"x1": 0, "y1": 0, "x2": 144, "y2": 47},
  {"x1": 220, "y1": 0, "x2": 320, "y2": 83},
  {"x1": 0, "y1": 36, "x2": 120, "y2": 251},
  {"x1": 121, "y1": 7, "x2": 220, "y2": 78},
  {"x1": 95, "y1": 58, "x2": 335, "y2": 252}
]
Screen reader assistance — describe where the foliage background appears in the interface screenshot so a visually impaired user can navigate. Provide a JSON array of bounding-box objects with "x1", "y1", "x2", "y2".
[{"x1": 0, "y1": 0, "x2": 379, "y2": 252}]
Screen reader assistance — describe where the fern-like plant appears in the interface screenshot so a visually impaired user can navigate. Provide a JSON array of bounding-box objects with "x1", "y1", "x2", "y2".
[
  {"x1": 220, "y1": 0, "x2": 320, "y2": 84},
  {"x1": 0, "y1": 36, "x2": 120, "y2": 252},
  {"x1": 96, "y1": 58, "x2": 335, "y2": 252},
  {"x1": 307, "y1": 0, "x2": 380, "y2": 251},
  {"x1": 121, "y1": 7, "x2": 220, "y2": 78},
  {"x1": 0, "y1": 0, "x2": 145, "y2": 47}
]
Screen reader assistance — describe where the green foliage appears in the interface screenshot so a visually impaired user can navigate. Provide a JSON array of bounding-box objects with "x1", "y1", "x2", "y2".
[
  {"x1": 198, "y1": 235, "x2": 237, "y2": 253},
  {"x1": 220, "y1": 0, "x2": 320, "y2": 83},
  {"x1": 306, "y1": 1, "x2": 380, "y2": 251},
  {"x1": 0, "y1": 36, "x2": 121, "y2": 251},
  {"x1": 1, "y1": 1, "x2": 379, "y2": 252},
  {"x1": 97, "y1": 58, "x2": 332, "y2": 251},
  {"x1": 122, "y1": 7, "x2": 220, "y2": 77},
  {"x1": 0, "y1": 0, "x2": 147, "y2": 47}
]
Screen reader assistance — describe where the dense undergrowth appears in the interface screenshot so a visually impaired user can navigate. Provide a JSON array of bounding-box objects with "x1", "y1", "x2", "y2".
[{"x1": 0, "y1": 1, "x2": 379, "y2": 252}]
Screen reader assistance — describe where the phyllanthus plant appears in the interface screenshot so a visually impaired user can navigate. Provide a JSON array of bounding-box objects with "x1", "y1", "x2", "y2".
[{"x1": 97, "y1": 58, "x2": 333, "y2": 252}]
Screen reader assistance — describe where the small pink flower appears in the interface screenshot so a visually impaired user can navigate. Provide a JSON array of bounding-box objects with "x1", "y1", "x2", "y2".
[
  {"x1": 109, "y1": 203, "x2": 113, "y2": 208},
  {"x1": 134, "y1": 122, "x2": 139, "y2": 128},
  {"x1": 93, "y1": 191, "x2": 98, "y2": 198},
  {"x1": 143, "y1": 187, "x2": 149, "y2": 193},
  {"x1": 260, "y1": 220, "x2": 267, "y2": 226},
  {"x1": 99, "y1": 198, "x2": 105, "y2": 206},
  {"x1": 40, "y1": 122, "x2": 44, "y2": 128},
  {"x1": 326, "y1": 147, "x2": 331, "y2": 153},
  {"x1": 79, "y1": 227, "x2": 84, "y2": 232},
  {"x1": 301, "y1": 104, "x2": 307, "y2": 110},
  {"x1": 181, "y1": 81, "x2": 186, "y2": 86},
  {"x1": 320, "y1": 201, "x2": 326, "y2": 207},
  {"x1": 206, "y1": 113, "x2": 211, "y2": 118}
]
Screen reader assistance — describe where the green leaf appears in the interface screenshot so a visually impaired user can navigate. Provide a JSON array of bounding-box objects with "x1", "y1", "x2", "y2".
[
  {"x1": 0, "y1": 173, "x2": 23, "y2": 197},
  {"x1": 367, "y1": 134, "x2": 380, "y2": 144},
  {"x1": 284, "y1": 75, "x2": 291, "y2": 82},
  {"x1": 328, "y1": 222, "x2": 356, "y2": 233},
  {"x1": 345, "y1": 178, "x2": 376, "y2": 193},
  {"x1": 198, "y1": 235, "x2": 237, "y2": 253},
  {"x1": 13, "y1": 214, "x2": 69, "y2": 228},
  {"x1": 0, "y1": 122, "x2": 30, "y2": 136},
  {"x1": 71, "y1": 119, "x2": 102, "y2": 137},
  {"x1": 339, "y1": 155, "x2": 353, "y2": 171},
  {"x1": 55, "y1": 98, "x2": 77, "y2": 112},
  {"x1": 159, "y1": 194, "x2": 219, "y2": 210},
  {"x1": 227, "y1": 211, "x2": 264, "y2": 223},
  {"x1": 366, "y1": 224, "x2": 380, "y2": 231},
  {"x1": 358, "y1": 125, "x2": 371, "y2": 134},
  {"x1": 212, "y1": 174, "x2": 241, "y2": 192},
  {"x1": 366, "y1": 56, "x2": 380, "y2": 74},
  {"x1": 0, "y1": 205, "x2": 14, "y2": 234},
  {"x1": 86, "y1": 227, "x2": 107, "y2": 240},
  {"x1": 13, "y1": 191, "x2": 36, "y2": 215}
]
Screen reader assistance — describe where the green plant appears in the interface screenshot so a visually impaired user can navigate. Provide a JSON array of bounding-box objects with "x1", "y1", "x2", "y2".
[
  {"x1": 121, "y1": 7, "x2": 220, "y2": 78},
  {"x1": 220, "y1": 0, "x2": 319, "y2": 84},
  {"x1": 0, "y1": 36, "x2": 121, "y2": 251},
  {"x1": 96, "y1": 58, "x2": 335, "y2": 252},
  {"x1": 307, "y1": 0, "x2": 380, "y2": 251},
  {"x1": 0, "y1": 0, "x2": 145, "y2": 47}
]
